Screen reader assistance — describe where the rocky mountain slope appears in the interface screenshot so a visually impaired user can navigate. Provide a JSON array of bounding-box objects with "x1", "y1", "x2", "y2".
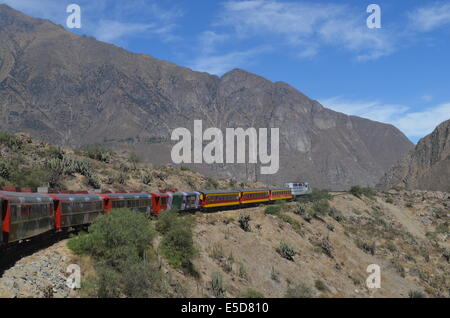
[
  {"x1": 1, "y1": 189, "x2": 448, "y2": 298},
  {"x1": 378, "y1": 119, "x2": 450, "y2": 192},
  {"x1": 0, "y1": 4, "x2": 413, "y2": 189}
]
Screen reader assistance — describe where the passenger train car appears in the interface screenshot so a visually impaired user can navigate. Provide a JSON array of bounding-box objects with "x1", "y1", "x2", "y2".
[{"x1": 0, "y1": 182, "x2": 309, "y2": 251}]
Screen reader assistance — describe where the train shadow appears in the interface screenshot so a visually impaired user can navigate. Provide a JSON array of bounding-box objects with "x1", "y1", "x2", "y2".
[{"x1": 0, "y1": 231, "x2": 72, "y2": 276}]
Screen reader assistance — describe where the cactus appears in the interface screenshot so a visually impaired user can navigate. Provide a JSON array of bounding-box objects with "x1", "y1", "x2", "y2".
[{"x1": 140, "y1": 172, "x2": 151, "y2": 185}]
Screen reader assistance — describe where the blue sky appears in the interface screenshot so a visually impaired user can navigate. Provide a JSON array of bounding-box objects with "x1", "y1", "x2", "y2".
[{"x1": 2, "y1": 0, "x2": 450, "y2": 143}]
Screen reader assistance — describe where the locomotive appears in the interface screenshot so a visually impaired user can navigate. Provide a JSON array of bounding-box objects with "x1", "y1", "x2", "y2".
[{"x1": 0, "y1": 182, "x2": 310, "y2": 250}]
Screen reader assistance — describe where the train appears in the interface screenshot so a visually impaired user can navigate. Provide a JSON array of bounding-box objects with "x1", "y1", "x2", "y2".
[{"x1": 0, "y1": 182, "x2": 309, "y2": 250}]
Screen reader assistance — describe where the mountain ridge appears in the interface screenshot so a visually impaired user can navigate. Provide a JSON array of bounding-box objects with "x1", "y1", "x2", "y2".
[
  {"x1": 378, "y1": 119, "x2": 450, "y2": 191},
  {"x1": 0, "y1": 4, "x2": 413, "y2": 189}
]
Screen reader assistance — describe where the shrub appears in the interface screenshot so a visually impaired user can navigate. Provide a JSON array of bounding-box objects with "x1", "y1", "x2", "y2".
[
  {"x1": 156, "y1": 211, "x2": 197, "y2": 274},
  {"x1": 265, "y1": 205, "x2": 281, "y2": 216},
  {"x1": 68, "y1": 209, "x2": 156, "y2": 265},
  {"x1": 285, "y1": 283, "x2": 314, "y2": 298},
  {"x1": 0, "y1": 160, "x2": 10, "y2": 179},
  {"x1": 85, "y1": 143, "x2": 113, "y2": 163},
  {"x1": 306, "y1": 189, "x2": 332, "y2": 202},
  {"x1": 160, "y1": 226, "x2": 196, "y2": 272},
  {"x1": 355, "y1": 239, "x2": 376, "y2": 255},
  {"x1": 276, "y1": 241, "x2": 296, "y2": 261},
  {"x1": 210, "y1": 272, "x2": 225, "y2": 298},
  {"x1": 67, "y1": 209, "x2": 162, "y2": 297},
  {"x1": 386, "y1": 197, "x2": 394, "y2": 204},
  {"x1": 238, "y1": 213, "x2": 251, "y2": 232},
  {"x1": 239, "y1": 288, "x2": 265, "y2": 298},
  {"x1": 350, "y1": 186, "x2": 376, "y2": 199},
  {"x1": 0, "y1": 131, "x2": 23, "y2": 149},
  {"x1": 140, "y1": 172, "x2": 151, "y2": 185},
  {"x1": 10, "y1": 167, "x2": 52, "y2": 188},
  {"x1": 312, "y1": 200, "x2": 330, "y2": 216},
  {"x1": 314, "y1": 280, "x2": 328, "y2": 292},
  {"x1": 327, "y1": 223, "x2": 335, "y2": 232},
  {"x1": 128, "y1": 152, "x2": 140, "y2": 169},
  {"x1": 405, "y1": 201, "x2": 414, "y2": 208},
  {"x1": 408, "y1": 290, "x2": 426, "y2": 298},
  {"x1": 328, "y1": 207, "x2": 344, "y2": 222}
]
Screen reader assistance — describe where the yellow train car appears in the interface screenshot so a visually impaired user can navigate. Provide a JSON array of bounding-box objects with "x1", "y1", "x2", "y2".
[
  {"x1": 199, "y1": 190, "x2": 241, "y2": 208},
  {"x1": 240, "y1": 188, "x2": 270, "y2": 205},
  {"x1": 270, "y1": 188, "x2": 293, "y2": 201}
]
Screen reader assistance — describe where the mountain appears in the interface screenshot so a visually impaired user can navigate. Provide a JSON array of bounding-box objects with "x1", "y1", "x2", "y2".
[
  {"x1": 0, "y1": 4, "x2": 413, "y2": 190},
  {"x1": 378, "y1": 119, "x2": 450, "y2": 192}
]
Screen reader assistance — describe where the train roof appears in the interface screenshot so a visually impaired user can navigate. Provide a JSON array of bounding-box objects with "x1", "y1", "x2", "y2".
[
  {"x1": 0, "y1": 191, "x2": 53, "y2": 203},
  {"x1": 270, "y1": 187, "x2": 292, "y2": 191},
  {"x1": 240, "y1": 188, "x2": 270, "y2": 192},
  {"x1": 199, "y1": 189, "x2": 241, "y2": 195},
  {"x1": 48, "y1": 193, "x2": 103, "y2": 202},
  {"x1": 171, "y1": 191, "x2": 200, "y2": 196},
  {"x1": 101, "y1": 192, "x2": 152, "y2": 200}
]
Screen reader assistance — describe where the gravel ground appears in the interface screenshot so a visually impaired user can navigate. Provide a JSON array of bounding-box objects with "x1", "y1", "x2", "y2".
[{"x1": 0, "y1": 240, "x2": 77, "y2": 298}]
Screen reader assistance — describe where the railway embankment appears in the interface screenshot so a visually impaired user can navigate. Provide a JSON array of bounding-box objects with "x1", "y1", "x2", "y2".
[{"x1": 1, "y1": 188, "x2": 448, "y2": 298}]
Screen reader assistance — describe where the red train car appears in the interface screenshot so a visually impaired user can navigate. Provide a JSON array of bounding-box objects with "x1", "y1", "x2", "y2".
[
  {"x1": 0, "y1": 191, "x2": 54, "y2": 245},
  {"x1": 47, "y1": 193, "x2": 104, "y2": 231},
  {"x1": 98, "y1": 192, "x2": 152, "y2": 215},
  {"x1": 150, "y1": 192, "x2": 171, "y2": 215}
]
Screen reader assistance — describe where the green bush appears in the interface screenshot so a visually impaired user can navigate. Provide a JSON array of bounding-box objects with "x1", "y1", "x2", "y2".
[
  {"x1": 306, "y1": 189, "x2": 332, "y2": 202},
  {"x1": 0, "y1": 131, "x2": 23, "y2": 149},
  {"x1": 0, "y1": 160, "x2": 10, "y2": 179},
  {"x1": 386, "y1": 197, "x2": 394, "y2": 204},
  {"x1": 350, "y1": 186, "x2": 376, "y2": 199},
  {"x1": 68, "y1": 209, "x2": 156, "y2": 265},
  {"x1": 67, "y1": 209, "x2": 162, "y2": 297},
  {"x1": 210, "y1": 272, "x2": 226, "y2": 298},
  {"x1": 265, "y1": 205, "x2": 281, "y2": 216},
  {"x1": 355, "y1": 239, "x2": 376, "y2": 255},
  {"x1": 156, "y1": 211, "x2": 197, "y2": 275},
  {"x1": 285, "y1": 283, "x2": 314, "y2": 298},
  {"x1": 314, "y1": 280, "x2": 329, "y2": 292},
  {"x1": 85, "y1": 143, "x2": 113, "y2": 163},
  {"x1": 239, "y1": 288, "x2": 265, "y2": 298},
  {"x1": 312, "y1": 200, "x2": 330, "y2": 216},
  {"x1": 408, "y1": 290, "x2": 426, "y2": 298},
  {"x1": 328, "y1": 207, "x2": 344, "y2": 222},
  {"x1": 238, "y1": 213, "x2": 251, "y2": 232},
  {"x1": 276, "y1": 241, "x2": 296, "y2": 261},
  {"x1": 9, "y1": 166, "x2": 52, "y2": 188}
]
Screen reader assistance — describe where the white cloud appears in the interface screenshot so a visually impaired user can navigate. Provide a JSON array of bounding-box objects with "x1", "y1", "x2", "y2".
[
  {"x1": 190, "y1": 47, "x2": 270, "y2": 75},
  {"x1": 216, "y1": 0, "x2": 395, "y2": 61},
  {"x1": 1, "y1": 0, "x2": 182, "y2": 44},
  {"x1": 319, "y1": 97, "x2": 409, "y2": 123},
  {"x1": 394, "y1": 103, "x2": 450, "y2": 139},
  {"x1": 320, "y1": 97, "x2": 450, "y2": 140},
  {"x1": 93, "y1": 20, "x2": 156, "y2": 43},
  {"x1": 408, "y1": 2, "x2": 450, "y2": 31}
]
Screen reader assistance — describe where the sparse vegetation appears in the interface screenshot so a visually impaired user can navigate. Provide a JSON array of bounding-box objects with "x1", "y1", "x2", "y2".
[
  {"x1": 408, "y1": 290, "x2": 426, "y2": 298},
  {"x1": 67, "y1": 209, "x2": 163, "y2": 297},
  {"x1": 276, "y1": 241, "x2": 296, "y2": 261},
  {"x1": 239, "y1": 288, "x2": 264, "y2": 298},
  {"x1": 84, "y1": 143, "x2": 113, "y2": 163},
  {"x1": 238, "y1": 213, "x2": 251, "y2": 232},
  {"x1": 315, "y1": 280, "x2": 329, "y2": 292},
  {"x1": 350, "y1": 185, "x2": 376, "y2": 199},
  {"x1": 156, "y1": 211, "x2": 197, "y2": 276},
  {"x1": 210, "y1": 272, "x2": 226, "y2": 298},
  {"x1": 264, "y1": 205, "x2": 281, "y2": 215},
  {"x1": 285, "y1": 283, "x2": 314, "y2": 298}
]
